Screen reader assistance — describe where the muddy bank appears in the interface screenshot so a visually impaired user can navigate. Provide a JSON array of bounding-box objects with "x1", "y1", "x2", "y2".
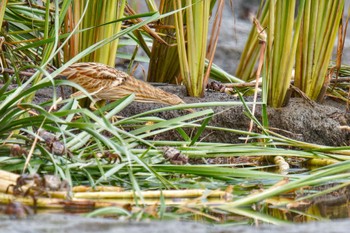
[
  {"x1": 32, "y1": 83, "x2": 350, "y2": 146},
  {"x1": 34, "y1": 84, "x2": 350, "y2": 146},
  {"x1": 116, "y1": 85, "x2": 350, "y2": 146}
]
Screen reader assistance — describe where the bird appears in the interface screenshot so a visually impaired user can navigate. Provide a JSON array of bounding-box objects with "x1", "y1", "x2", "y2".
[{"x1": 59, "y1": 62, "x2": 188, "y2": 107}]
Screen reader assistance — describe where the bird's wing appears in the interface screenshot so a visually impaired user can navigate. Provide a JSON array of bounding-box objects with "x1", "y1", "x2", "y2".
[
  {"x1": 61, "y1": 62, "x2": 129, "y2": 89},
  {"x1": 96, "y1": 68, "x2": 128, "y2": 88}
]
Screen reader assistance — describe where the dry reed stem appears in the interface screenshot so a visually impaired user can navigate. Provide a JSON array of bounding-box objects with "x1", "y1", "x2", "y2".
[
  {"x1": 73, "y1": 189, "x2": 227, "y2": 199},
  {"x1": 72, "y1": 185, "x2": 124, "y2": 192},
  {"x1": 0, "y1": 179, "x2": 17, "y2": 193},
  {"x1": 0, "y1": 170, "x2": 230, "y2": 208},
  {"x1": 0, "y1": 191, "x2": 229, "y2": 209},
  {"x1": 0, "y1": 169, "x2": 20, "y2": 183}
]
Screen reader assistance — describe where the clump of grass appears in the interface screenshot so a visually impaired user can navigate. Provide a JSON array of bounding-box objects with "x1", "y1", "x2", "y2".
[{"x1": 295, "y1": 1, "x2": 344, "y2": 101}]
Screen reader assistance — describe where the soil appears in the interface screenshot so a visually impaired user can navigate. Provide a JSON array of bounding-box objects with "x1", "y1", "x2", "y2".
[
  {"x1": 117, "y1": 85, "x2": 350, "y2": 147},
  {"x1": 36, "y1": 84, "x2": 350, "y2": 147}
]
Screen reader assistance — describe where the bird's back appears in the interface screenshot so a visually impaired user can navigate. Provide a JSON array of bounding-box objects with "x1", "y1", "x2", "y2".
[
  {"x1": 60, "y1": 62, "x2": 186, "y2": 106},
  {"x1": 60, "y1": 62, "x2": 127, "y2": 93}
]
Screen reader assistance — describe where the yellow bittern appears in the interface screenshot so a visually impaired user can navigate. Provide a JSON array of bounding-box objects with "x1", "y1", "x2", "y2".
[{"x1": 60, "y1": 62, "x2": 187, "y2": 106}]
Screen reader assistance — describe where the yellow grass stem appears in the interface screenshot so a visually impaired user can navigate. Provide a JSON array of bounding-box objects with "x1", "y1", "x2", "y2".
[
  {"x1": 65, "y1": 0, "x2": 126, "y2": 66},
  {"x1": 0, "y1": 169, "x2": 19, "y2": 183},
  {"x1": 267, "y1": 0, "x2": 304, "y2": 107},
  {"x1": 174, "y1": 0, "x2": 192, "y2": 94},
  {"x1": 72, "y1": 185, "x2": 124, "y2": 192},
  {"x1": 73, "y1": 189, "x2": 227, "y2": 199},
  {"x1": 0, "y1": 193, "x2": 61, "y2": 207},
  {"x1": 174, "y1": 0, "x2": 210, "y2": 97},
  {"x1": 0, "y1": 170, "x2": 228, "y2": 206},
  {"x1": 0, "y1": 192, "x2": 230, "y2": 209},
  {"x1": 304, "y1": 158, "x2": 338, "y2": 166},
  {"x1": 0, "y1": 0, "x2": 7, "y2": 30},
  {"x1": 0, "y1": 178, "x2": 17, "y2": 193},
  {"x1": 295, "y1": 0, "x2": 344, "y2": 101},
  {"x1": 0, "y1": 173, "x2": 229, "y2": 209}
]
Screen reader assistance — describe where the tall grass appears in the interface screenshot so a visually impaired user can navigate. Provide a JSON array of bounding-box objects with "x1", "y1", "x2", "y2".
[
  {"x1": 239, "y1": 0, "x2": 344, "y2": 107},
  {"x1": 173, "y1": 0, "x2": 212, "y2": 97},
  {"x1": 295, "y1": 0, "x2": 344, "y2": 101},
  {"x1": 266, "y1": 0, "x2": 304, "y2": 107},
  {"x1": 64, "y1": 0, "x2": 126, "y2": 66}
]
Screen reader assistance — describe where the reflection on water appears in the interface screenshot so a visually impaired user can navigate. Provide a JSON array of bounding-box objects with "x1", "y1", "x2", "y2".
[
  {"x1": 1, "y1": 183, "x2": 349, "y2": 223},
  {"x1": 264, "y1": 184, "x2": 350, "y2": 222}
]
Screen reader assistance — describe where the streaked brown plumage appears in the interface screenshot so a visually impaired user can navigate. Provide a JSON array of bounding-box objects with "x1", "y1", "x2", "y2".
[{"x1": 60, "y1": 62, "x2": 186, "y2": 106}]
